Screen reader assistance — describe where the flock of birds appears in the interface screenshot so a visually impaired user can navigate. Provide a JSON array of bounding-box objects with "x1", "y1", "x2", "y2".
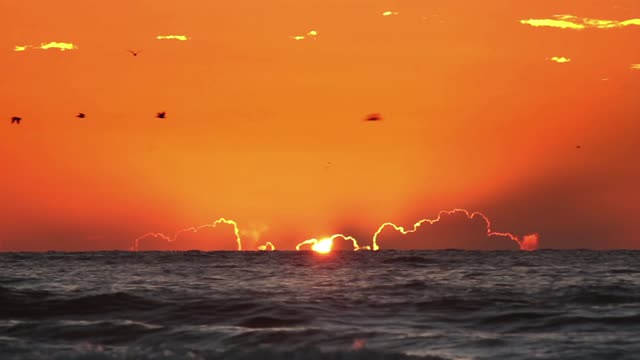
[
  {"x1": 9, "y1": 45, "x2": 379, "y2": 127},
  {"x1": 10, "y1": 112, "x2": 166, "y2": 124},
  {"x1": 4, "y1": 49, "x2": 578, "y2": 148},
  {"x1": 8, "y1": 50, "x2": 170, "y2": 125},
  {"x1": 10, "y1": 111, "x2": 373, "y2": 124},
  {"x1": 8, "y1": 47, "x2": 377, "y2": 125}
]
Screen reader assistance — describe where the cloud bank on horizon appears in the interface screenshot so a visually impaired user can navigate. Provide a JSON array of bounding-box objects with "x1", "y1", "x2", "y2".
[{"x1": 135, "y1": 209, "x2": 539, "y2": 252}]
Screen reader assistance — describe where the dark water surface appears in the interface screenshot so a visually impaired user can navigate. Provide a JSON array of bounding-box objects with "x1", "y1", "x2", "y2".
[{"x1": 1, "y1": 251, "x2": 639, "y2": 359}]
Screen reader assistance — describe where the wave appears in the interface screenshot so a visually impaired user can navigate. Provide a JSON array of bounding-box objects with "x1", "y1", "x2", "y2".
[
  {"x1": 3, "y1": 319, "x2": 163, "y2": 345},
  {"x1": 557, "y1": 285, "x2": 640, "y2": 305},
  {"x1": 0, "y1": 287, "x2": 162, "y2": 318},
  {"x1": 0, "y1": 346, "x2": 448, "y2": 360}
]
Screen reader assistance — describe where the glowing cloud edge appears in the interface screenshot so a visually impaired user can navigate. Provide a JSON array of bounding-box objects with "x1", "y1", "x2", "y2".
[
  {"x1": 520, "y1": 15, "x2": 640, "y2": 30},
  {"x1": 13, "y1": 42, "x2": 78, "y2": 52},
  {"x1": 135, "y1": 208, "x2": 538, "y2": 251},
  {"x1": 156, "y1": 35, "x2": 190, "y2": 41}
]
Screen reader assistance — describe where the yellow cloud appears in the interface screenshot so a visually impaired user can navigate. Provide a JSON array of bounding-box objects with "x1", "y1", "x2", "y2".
[
  {"x1": 382, "y1": 11, "x2": 399, "y2": 16},
  {"x1": 290, "y1": 30, "x2": 317, "y2": 41},
  {"x1": 630, "y1": 64, "x2": 640, "y2": 70},
  {"x1": 156, "y1": 35, "x2": 190, "y2": 41},
  {"x1": 38, "y1": 42, "x2": 77, "y2": 51},
  {"x1": 13, "y1": 42, "x2": 77, "y2": 52},
  {"x1": 550, "y1": 56, "x2": 571, "y2": 63},
  {"x1": 520, "y1": 19, "x2": 585, "y2": 29},
  {"x1": 520, "y1": 15, "x2": 640, "y2": 30}
]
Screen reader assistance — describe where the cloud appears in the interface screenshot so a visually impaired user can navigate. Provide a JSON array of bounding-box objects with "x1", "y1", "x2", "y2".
[
  {"x1": 294, "y1": 209, "x2": 537, "y2": 252},
  {"x1": 135, "y1": 211, "x2": 537, "y2": 252},
  {"x1": 40, "y1": 42, "x2": 77, "y2": 50},
  {"x1": 382, "y1": 11, "x2": 399, "y2": 17},
  {"x1": 520, "y1": 15, "x2": 640, "y2": 30},
  {"x1": 296, "y1": 234, "x2": 368, "y2": 251},
  {"x1": 550, "y1": 56, "x2": 571, "y2": 63},
  {"x1": 240, "y1": 224, "x2": 269, "y2": 242},
  {"x1": 156, "y1": 35, "x2": 190, "y2": 41},
  {"x1": 630, "y1": 64, "x2": 640, "y2": 70},
  {"x1": 13, "y1": 42, "x2": 78, "y2": 52},
  {"x1": 371, "y1": 209, "x2": 539, "y2": 251},
  {"x1": 258, "y1": 242, "x2": 276, "y2": 251},
  {"x1": 134, "y1": 218, "x2": 242, "y2": 251},
  {"x1": 290, "y1": 30, "x2": 318, "y2": 41},
  {"x1": 520, "y1": 18, "x2": 584, "y2": 30}
]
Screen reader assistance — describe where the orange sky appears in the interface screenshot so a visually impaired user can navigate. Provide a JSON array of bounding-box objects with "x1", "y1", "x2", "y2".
[{"x1": 1, "y1": 0, "x2": 639, "y2": 251}]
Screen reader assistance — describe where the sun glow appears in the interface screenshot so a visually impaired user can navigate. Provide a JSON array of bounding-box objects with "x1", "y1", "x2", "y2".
[{"x1": 311, "y1": 238, "x2": 333, "y2": 254}]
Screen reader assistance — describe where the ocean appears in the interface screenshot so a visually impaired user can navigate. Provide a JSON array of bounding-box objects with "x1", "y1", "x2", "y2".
[{"x1": 1, "y1": 251, "x2": 639, "y2": 360}]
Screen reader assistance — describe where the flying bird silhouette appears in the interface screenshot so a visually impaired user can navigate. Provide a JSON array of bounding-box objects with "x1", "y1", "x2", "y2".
[
  {"x1": 11, "y1": 117, "x2": 21, "y2": 124},
  {"x1": 76, "y1": 113, "x2": 86, "y2": 119},
  {"x1": 156, "y1": 112, "x2": 166, "y2": 119},
  {"x1": 365, "y1": 113, "x2": 382, "y2": 121},
  {"x1": 128, "y1": 50, "x2": 141, "y2": 57}
]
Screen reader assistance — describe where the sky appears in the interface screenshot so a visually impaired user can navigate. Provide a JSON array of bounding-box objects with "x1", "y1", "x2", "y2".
[{"x1": 1, "y1": 0, "x2": 639, "y2": 251}]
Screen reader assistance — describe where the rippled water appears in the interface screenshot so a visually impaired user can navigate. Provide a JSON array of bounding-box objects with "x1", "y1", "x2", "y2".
[{"x1": 1, "y1": 251, "x2": 639, "y2": 360}]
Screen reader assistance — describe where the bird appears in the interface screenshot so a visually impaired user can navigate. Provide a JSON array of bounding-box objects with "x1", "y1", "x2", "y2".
[
  {"x1": 128, "y1": 50, "x2": 141, "y2": 57},
  {"x1": 156, "y1": 112, "x2": 166, "y2": 119},
  {"x1": 76, "y1": 113, "x2": 86, "y2": 119},
  {"x1": 576, "y1": 145, "x2": 582, "y2": 149},
  {"x1": 11, "y1": 117, "x2": 21, "y2": 124},
  {"x1": 365, "y1": 113, "x2": 382, "y2": 121}
]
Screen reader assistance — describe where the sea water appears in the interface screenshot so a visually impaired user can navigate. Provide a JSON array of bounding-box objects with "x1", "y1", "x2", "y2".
[{"x1": 1, "y1": 251, "x2": 639, "y2": 359}]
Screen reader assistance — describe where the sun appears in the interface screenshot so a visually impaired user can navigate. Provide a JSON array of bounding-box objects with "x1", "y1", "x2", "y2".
[{"x1": 311, "y1": 238, "x2": 333, "y2": 254}]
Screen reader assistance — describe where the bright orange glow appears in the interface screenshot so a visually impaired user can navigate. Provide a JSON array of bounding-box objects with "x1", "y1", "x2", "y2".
[
  {"x1": 3, "y1": 1, "x2": 639, "y2": 252},
  {"x1": 311, "y1": 238, "x2": 333, "y2": 254}
]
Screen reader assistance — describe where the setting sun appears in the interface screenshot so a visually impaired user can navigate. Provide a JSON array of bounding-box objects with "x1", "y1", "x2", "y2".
[{"x1": 311, "y1": 238, "x2": 333, "y2": 254}]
